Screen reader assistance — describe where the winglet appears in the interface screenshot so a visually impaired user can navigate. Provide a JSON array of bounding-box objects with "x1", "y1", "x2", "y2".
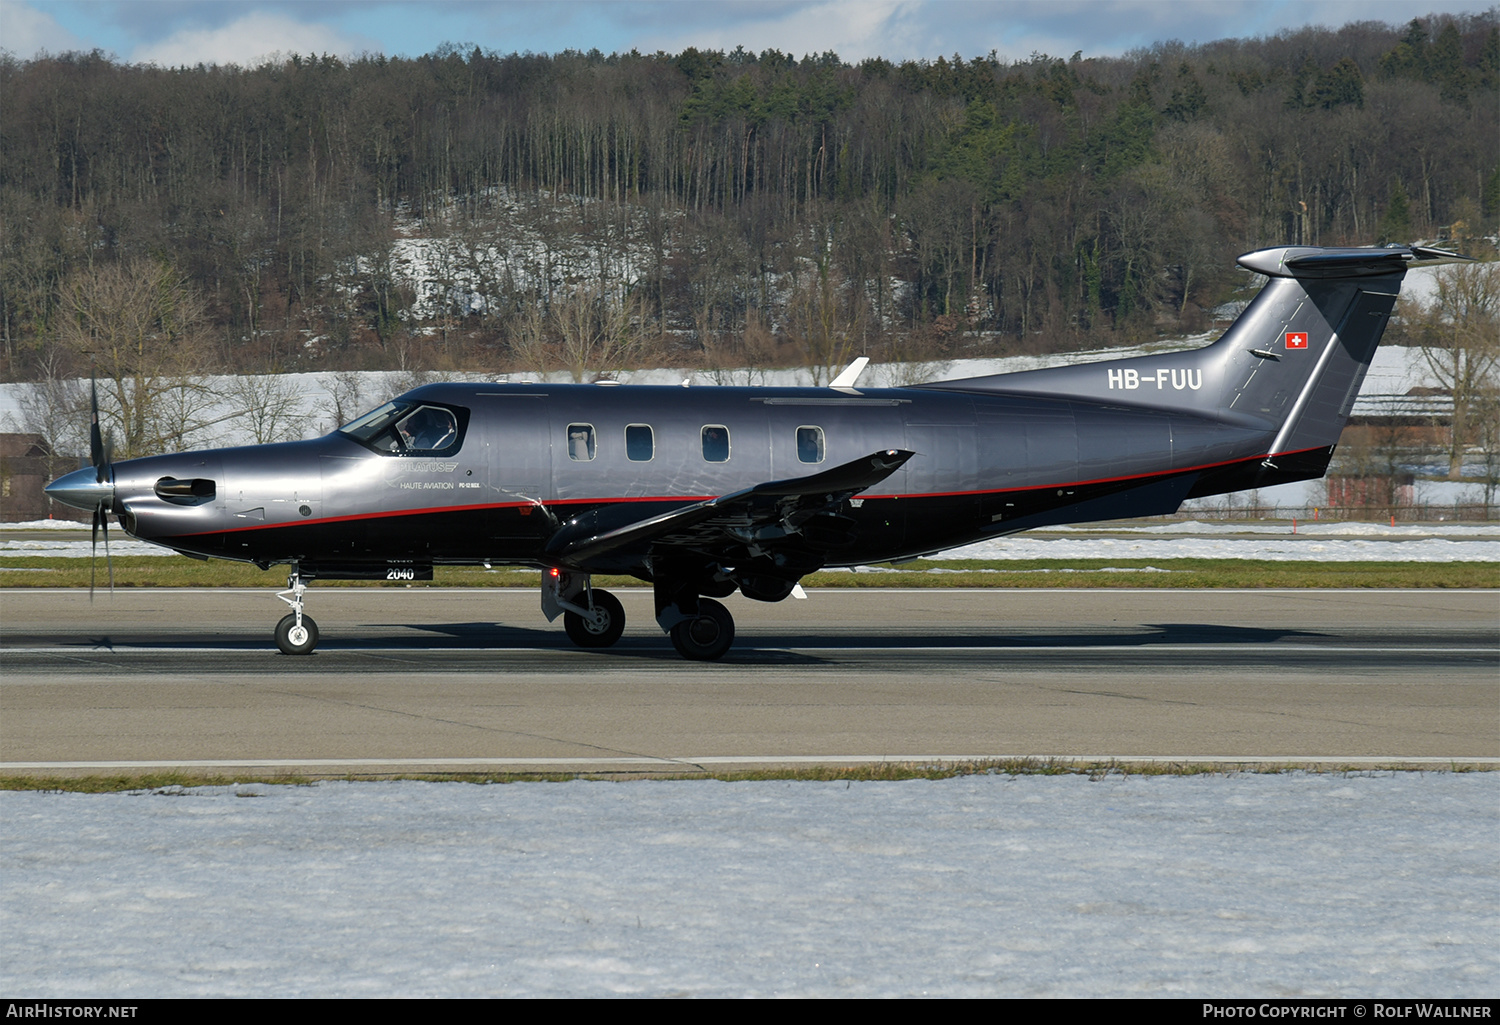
[{"x1": 830, "y1": 357, "x2": 869, "y2": 389}]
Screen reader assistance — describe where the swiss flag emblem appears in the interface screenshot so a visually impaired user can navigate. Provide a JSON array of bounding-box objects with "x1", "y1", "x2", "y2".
[{"x1": 1285, "y1": 332, "x2": 1309, "y2": 349}]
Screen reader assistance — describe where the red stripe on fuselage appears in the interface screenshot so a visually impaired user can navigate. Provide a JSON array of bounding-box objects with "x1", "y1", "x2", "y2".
[{"x1": 166, "y1": 446, "x2": 1322, "y2": 541}]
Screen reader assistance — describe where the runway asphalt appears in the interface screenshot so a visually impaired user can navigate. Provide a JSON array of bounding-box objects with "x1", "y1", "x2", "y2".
[{"x1": 2, "y1": 588, "x2": 1496, "y2": 773}]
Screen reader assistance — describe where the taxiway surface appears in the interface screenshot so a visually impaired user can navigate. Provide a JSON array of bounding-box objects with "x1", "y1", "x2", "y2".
[{"x1": 2, "y1": 588, "x2": 1495, "y2": 773}]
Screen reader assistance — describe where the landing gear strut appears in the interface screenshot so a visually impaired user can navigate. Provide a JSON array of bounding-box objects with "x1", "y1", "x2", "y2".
[
  {"x1": 543, "y1": 570, "x2": 626, "y2": 648},
  {"x1": 654, "y1": 574, "x2": 738, "y2": 662},
  {"x1": 274, "y1": 570, "x2": 319, "y2": 655},
  {"x1": 562, "y1": 589, "x2": 625, "y2": 648}
]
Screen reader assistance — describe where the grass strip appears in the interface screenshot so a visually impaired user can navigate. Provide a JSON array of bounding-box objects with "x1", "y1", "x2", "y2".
[
  {"x1": 2, "y1": 759, "x2": 1493, "y2": 792},
  {"x1": 0, "y1": 556, "x2": 1493, "y2": 588}
]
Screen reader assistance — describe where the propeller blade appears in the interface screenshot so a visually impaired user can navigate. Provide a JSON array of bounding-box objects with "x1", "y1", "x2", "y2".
[
  {"x1": 90, "y1": 377, "x2": 104, "y2": 481},
  {"x1": 90, "y1": 505, "x2": 99, "y2": 602},
  {"x1": 102, "y1": 504, "x2": 113, "y2": 594},
  {"x1": 85, "y1": 374, "x2": 115, "y2": 599}
]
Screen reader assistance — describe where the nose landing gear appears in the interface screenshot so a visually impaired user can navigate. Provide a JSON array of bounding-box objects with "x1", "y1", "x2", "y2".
[{"x1": 274, "y1": 570, "x2": 319, "y2": 655}]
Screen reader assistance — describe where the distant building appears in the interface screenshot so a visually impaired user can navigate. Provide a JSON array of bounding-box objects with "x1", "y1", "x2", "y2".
[
  {"x1": 0, "y1": 434, "x2": 88, "y2": 523},
  {"x1": 1324, "y1": 473, "x2": 1416, "y2": 512},
  {"x1": 1348, "y1": 386, "x2": 1453, "y2": 426}
]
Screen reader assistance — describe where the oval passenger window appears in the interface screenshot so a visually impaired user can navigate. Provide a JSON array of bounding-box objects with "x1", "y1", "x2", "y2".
[
  {"x1": 701, "y1": 425, "x2": 730, "y2": 462},
  {"x1": 626, "y1": 424, "x2": 654, "y2": 461}
]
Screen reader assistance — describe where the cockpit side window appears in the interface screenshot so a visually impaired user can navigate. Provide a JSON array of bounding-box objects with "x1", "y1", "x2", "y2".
[
  {"x1": 396, "y1": 406, "x2": 458, "y2": 453},
  {"x1": 339, "y1": 401, "x2": 468, "y2": 456}
]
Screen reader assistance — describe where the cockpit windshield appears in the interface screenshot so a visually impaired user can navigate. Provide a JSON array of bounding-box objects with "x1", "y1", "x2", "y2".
[
  {"x1": 341, "y1": 402, "x2": 409, "y2": 441},
  {"x1": 339, "y1": 401, "x2": 464, "y2": 455}
]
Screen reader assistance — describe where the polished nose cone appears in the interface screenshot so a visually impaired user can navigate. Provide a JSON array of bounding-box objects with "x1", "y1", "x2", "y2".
[{"x1": 45, "y1": 466, "x2": 115, "y2": 511}]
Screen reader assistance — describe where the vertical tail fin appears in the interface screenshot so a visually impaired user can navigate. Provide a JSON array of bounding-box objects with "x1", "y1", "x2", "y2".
[
  {"x1": 922, "y1": 244, "x2": 1470, "y2": 460},
  {"x1": 1216, "y1": 245, "x2": 1469, "y2": 458},
  {"x1": 1219, "y1": 248, "x2": 1404, "y2": 458}
]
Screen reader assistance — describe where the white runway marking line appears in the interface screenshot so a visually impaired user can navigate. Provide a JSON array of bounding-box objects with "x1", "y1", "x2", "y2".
[
  {"x1": 3, "y1": 587, "x2": 1499, "y2": 594},
  {"x1": 4, "y1": 644, "x2": 1496, "y2": 655},
  {"x1": 3, "y1": 755, "x2": 1497, "y2": 772}
]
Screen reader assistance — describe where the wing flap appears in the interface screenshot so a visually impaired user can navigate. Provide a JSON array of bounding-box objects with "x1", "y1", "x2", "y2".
[{"x1": 546, "y1": 449, "x2": 912, "y2": 567}]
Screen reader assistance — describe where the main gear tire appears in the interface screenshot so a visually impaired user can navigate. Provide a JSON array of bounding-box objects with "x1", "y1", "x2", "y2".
[{"x1": 668, "y1": 597, "x2": 735, "y2": 661}]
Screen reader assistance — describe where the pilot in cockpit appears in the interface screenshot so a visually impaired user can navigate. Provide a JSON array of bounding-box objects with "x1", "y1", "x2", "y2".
[{"x1": 397, "y1": 406, "x2": 457, "y2": 452}]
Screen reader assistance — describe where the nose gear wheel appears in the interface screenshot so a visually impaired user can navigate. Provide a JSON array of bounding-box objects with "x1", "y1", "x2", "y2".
[{"x1": 275, "y1": 613, "x2": 320, "y2": 655}]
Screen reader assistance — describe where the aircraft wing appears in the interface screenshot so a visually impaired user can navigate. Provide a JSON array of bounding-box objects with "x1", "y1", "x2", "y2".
[{"x1": 544, "y1": 448, "x2": 914, "y2": 569}]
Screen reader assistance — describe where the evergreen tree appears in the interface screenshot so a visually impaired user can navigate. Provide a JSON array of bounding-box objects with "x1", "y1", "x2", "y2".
[{"x1": 1379, "y1": 180, "x2": 1413, "y2": 243}]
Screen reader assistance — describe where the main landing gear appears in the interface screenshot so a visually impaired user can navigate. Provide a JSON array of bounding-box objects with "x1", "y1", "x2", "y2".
[
  {"x1": 653, "y1": 576, "x2": 738, "y2": 662},
  {"x1": 542, "y1": 568, "x2": 739, "y2": 660},
  {"x1": 274, "y1": 570, "x2": 319, "y2": 655},
  {"x1": 667, "y1": 597, "x2": 735, "y2": 661}
]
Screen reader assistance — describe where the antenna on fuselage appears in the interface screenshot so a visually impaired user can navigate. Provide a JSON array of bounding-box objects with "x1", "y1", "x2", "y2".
[{"x1": 830, "y1": 357, "x2": 869, "y2": 390}]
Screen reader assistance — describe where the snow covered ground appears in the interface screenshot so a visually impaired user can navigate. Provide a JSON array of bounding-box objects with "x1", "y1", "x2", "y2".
[
  {"x1": 941, "y1": 534, "x2": 1500, "y2": 564},
  {"x1": 1, "y1": 773, "x2": 1494, "y2": 997},
  {"x1": 938, "y1": 520, "x2": 1500, "y2": 565}
]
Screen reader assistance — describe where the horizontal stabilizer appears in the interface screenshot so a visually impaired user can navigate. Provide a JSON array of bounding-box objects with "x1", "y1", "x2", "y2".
[{"x1": 1238, "y1": 243, "x2": 1472, "y2": 279}]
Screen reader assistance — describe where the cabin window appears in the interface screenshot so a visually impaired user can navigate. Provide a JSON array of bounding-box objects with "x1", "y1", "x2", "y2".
[
  {"x1": 567, "y1": 423, "x2": 596, "y2": 461},
  {"x1": 796, "y1": 426, "x2": 825, "y2": 464},
  {"x1": 626, "y1": 424, "x2": 654, "y2": 461},
  {"x1": 701, "y1": 425, "x2": 730, "y2": 462}
]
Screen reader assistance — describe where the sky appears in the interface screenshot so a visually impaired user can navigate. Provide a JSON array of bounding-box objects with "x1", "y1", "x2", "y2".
[{"x1": 2, "y1": 0, "x2": 1496, "y2": 67}]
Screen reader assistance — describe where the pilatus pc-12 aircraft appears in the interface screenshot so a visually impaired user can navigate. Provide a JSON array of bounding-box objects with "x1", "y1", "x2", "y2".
[{"x1": 46, "y1": 244, "x2": 1464, "y2": 660}]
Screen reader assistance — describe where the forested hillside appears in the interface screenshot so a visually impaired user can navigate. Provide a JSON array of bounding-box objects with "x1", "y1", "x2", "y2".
[{"x1": 2, "y1": 13, "x2": 1496, "y2": 383}]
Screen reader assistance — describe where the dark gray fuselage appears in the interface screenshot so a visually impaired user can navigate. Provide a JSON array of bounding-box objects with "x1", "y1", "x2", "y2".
[{"x1": 92, "y1": 250, "x2": 1407, "y2": 581}]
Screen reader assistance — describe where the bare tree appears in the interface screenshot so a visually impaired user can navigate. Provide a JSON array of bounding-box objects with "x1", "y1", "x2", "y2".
[
  {"x1": 320, "y1": 371, "x2": 369, "y2": 433},
  {"x1": 786, "y1": 258, "x2": 865, "y2": 386},
  {"x1": 228, "y1": 375, "x2": 312, "y2": 444},
  {"x1": 1410, "y1": 262, "x2": 1500, "y2": 478},
  {"x1": 1326, "y1": 420, "x2": 1416, "y2": 519},
  {"x1": 153, "y1": 377, "x2": 224, "y2": 452},
  {"x1": 4, "y1": 372, "x2": 88, "y2": 501},
  {"x1": 7, "y1": 341, "x2": 88, "y2": 461},
  {"x1": 876, "y1": 324, "x2": 953, "y2": 387},
  {"x1": 551, "y1": 280, "x2": 647, "y2": 383},
  {"x1": 508, "y1": 290, "x2": 554, "y2": 379},
  {"x1": 56, "y1": 259, "x2": 212, "y2": 458},
  {"x1": 698, "y1": 309, "x2": 785, "y2": 386},
  {"x1": 1472, "y1": 386, "x2": 1500, "y2": 515}
]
